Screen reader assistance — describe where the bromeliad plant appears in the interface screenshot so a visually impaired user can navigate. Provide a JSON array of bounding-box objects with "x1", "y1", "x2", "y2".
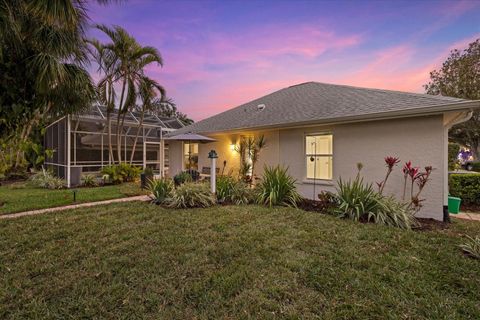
[{"x1": 376, "y1": 156, "x2": 434, "y2": 213}]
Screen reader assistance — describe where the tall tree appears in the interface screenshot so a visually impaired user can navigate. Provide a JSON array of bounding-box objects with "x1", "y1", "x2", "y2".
[
  {"x1": 424, "y1": 39, "x2": 480, "y2": 158},
  {"x1": 92, "y1": 25, "x2": 163, "y2": 163},
  {"x1": 0, "y1": 0, "x2": 96, "y2": 169},
  {"x1": 130, "y1": 76, "x2": 166, "y2": 164},
  {"x1": 152, "y1": 98, "x2": 194, "y2": 126}
]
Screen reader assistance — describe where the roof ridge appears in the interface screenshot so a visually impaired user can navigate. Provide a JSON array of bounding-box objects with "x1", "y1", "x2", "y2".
[{"x1": 307, "y1": 81, "x2": 465, "y2": 101}]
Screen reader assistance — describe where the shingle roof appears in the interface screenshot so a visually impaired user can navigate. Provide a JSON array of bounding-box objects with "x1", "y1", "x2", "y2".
[{"x1": 174, "y1": 82, "x2": 475, "y2": 134}]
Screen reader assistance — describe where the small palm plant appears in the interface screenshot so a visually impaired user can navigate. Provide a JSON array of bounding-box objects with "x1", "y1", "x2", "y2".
[{"x1": 256, "y1": 165, "x2": 301, "y2": 207}]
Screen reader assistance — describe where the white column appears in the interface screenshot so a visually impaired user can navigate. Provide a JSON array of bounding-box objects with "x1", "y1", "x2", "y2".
[
  {"x1": 66, "y1": 115, "x2": 71, "y2": 188},
  {"x1": 210, "y1": 157, "x2": 216, "y2": 193}
]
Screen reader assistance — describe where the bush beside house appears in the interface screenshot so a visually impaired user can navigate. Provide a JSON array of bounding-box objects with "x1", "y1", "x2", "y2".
[{"x1": 449, "y1": 173, "x2": 480, "y2": 205}]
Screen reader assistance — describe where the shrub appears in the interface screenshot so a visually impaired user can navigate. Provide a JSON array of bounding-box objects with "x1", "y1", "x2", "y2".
[
  {"x1": 335, "y1": 175, "x2": 416, "y2": 229},
  {"x1": 101, "y1": 164, "x2": 141, "y2": 184},
  {"x1": 255, "y1": 165, "x2": 301, "y2": 207},
  {"x1": 148, "y1": 178, "x2": 174, "y2": 205},
  {"x1": 448, "y1": 143, "x2": 460, "y2": 171},
  {"x1": 81, "y1": 174, "x2": 98, "y2": 187},
  {"x1": 173, "y1": 171, "x2": 192, "y2": 186},
  {"x1": 29, "y1": 167, "x2": 65, "y2": 189},
  {"x1": 460, "y1": 235, "x2": 480, "y2": 259},
  {"x1": 167, "y1": 182, "x2": 216, "y2": 208},
  {"x1": 216, "y1": 175, "x2": 254, "y2": 205},
  {"x1": 449, "y1": 174, "x2": 480, "y2": 205},
  {"x1": 472, "y1": 162, "x2": 480, "y2": 172}
]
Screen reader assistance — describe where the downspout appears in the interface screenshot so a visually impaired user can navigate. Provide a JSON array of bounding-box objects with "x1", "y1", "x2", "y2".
[{"x1": 443, "y1": 110, "x2": 473, "y2": 222}]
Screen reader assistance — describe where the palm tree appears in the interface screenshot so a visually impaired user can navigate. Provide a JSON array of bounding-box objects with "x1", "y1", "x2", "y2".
[
  {"x1": 129, "y1": 76, "x2": 166, "y2": 164},
  {"x1": 94, "y1": 25, "x2": 163, "y2": 163},
  {"x1": 0, "y1": 0, "x2": 96, "y2": 168}
]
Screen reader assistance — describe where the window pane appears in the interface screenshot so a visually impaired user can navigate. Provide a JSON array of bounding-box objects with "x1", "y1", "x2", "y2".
[
  {"x1": 305, "y1": 134, "x2": 332, "y2": 154},
  {"x1": 306, "y1": 156, "x2": 332, "y2": 179}
]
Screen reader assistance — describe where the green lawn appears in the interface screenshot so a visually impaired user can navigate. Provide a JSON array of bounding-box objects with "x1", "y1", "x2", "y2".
[
  {"x1": 1, "y1": 204, "x2": 479, "y2": 319},
  {"x1": 0, "y1": 183, "x2": 145, "y2": 214}
]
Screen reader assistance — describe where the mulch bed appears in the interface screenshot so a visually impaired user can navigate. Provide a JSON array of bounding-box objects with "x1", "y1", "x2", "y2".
[{"x1": 298, "y1": 199, "x2": 450, "y2": 232}]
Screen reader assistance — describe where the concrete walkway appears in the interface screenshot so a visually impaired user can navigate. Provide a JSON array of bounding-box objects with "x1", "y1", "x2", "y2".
[
  {"x1": 0, "y1": 195, "x2": 150, "y2": 220},
  {"x1": 452, "y1": 212, "x2": 480, "y2": 222}
]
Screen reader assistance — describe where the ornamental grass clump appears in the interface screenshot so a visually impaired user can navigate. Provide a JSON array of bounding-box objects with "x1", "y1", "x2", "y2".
[
  {"x1": 256, "y1": 165, "x2": 301, "y2": 207},
  {"x1": 148, "y1": 178, "x2": 174, "y2": 205},
  {"x1": 167, "y1": 182, "x2": 216, "y2": 208},
  {"x1": 460, "y1": 236, "x2": 480, "y2": 259},
  {"x1": 216, "y1": 175, "x2": 254, "y2": 205},
  {"x1": 29, "y1": 167, "x2": 65, "y2": 189},
  {"x1": 335, "y1": 173, "x2": 417, "y2": 229}
]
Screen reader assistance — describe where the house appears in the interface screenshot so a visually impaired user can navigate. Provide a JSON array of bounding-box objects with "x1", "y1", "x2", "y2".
[
  {"x1": 45, "y1": 105, "x2": 184, "y2": 187},
  {"x1": 168, "y1": 82, "x2": 480, "y2": 221}
]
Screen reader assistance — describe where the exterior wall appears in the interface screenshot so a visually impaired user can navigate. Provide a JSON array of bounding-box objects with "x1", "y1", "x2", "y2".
[
  {"x1": 280, "y1": 115, "x2": 444, "y2": 219},
  {"x1": 171, "y1": 115, "x2": 446, "y2": 220}
]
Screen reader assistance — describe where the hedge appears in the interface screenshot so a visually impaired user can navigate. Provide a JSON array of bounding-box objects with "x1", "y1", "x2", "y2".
[{"x1": 449, "y1": 173, "x2": 480, "y2": 205}]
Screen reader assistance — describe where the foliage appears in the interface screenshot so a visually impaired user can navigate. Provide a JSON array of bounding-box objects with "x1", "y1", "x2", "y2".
[
  {"x1": 152, "y1": 97, "x2": 193, "y2": 125},
  {"x1": 0, "y1": 0, "x2": 96, "y2": 169},
  {"x1": 234, "y1": 135, "x2": 266, "y2": 183},
  {"x1": 449, "y1": 174, "x2": 480, "y2": 205},
  {"x1": 29, "y1": 168, "x2": 65, "y2": 190},
  {"x1": 89, "y1": 25, "x2": 164, "y2": 163},
  {"x1": 101, "y1": 164, "x2": 141, "y2": 184},
  {"x1": 471, "y1": 162, "x2": 480, "y2": 172},
  {"x1": 81, "y1": 174, "x2": 98, "y2": 187},
  {"x1": 173, "y1": 171, "x2": 193, "y2": 186},
  {"x1": 148, "y1": 178, "x2": 174, "y2": 205},
  {"x1": 167, "y1": 182, "x2": 216, "y2": 208},
  {"x1": 143, "y1": 166, "x2": 154, "y2": 177},
  {"x1": 335, "y1": 175, "x2": 416, "y2": 229},
  {"x1": 216, "y1": 175, "x2": 254, "y2": 205},
  {"x1": 255, "y1": 165, "x2": 301, "y2": 207},
  {"x1": 448, "y1": 143, "x2": 461, "y2": 171},
  {"x1": 460, "y1": 236, "x2": 480, "y2": 260},
  {"x1": 424, "y1": 39, "x2": 480, "y2": 159}
]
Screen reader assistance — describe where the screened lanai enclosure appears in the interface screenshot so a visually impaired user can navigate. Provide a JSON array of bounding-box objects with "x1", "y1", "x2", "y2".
[{"x1": 44, "y1": 105, "x2": 185, "y2": 187}]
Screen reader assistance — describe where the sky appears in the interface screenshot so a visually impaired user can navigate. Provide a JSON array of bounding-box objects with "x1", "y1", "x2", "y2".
[{"x1": 87, "y1": 0, "x2": 480, "y2": 121}]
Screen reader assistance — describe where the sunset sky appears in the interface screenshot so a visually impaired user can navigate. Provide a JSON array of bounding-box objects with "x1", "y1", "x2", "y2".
[{"x1": 87, "y1": 0, "x2": 480, "y2": 121}]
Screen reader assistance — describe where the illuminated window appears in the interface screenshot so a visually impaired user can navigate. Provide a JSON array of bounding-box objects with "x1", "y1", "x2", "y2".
[
  {"x1": 305, "y1": 134, "x2": 333, "y2": 180},
  {"x1": 183, "y1": 142, "x2": 199, "y2": 170}
]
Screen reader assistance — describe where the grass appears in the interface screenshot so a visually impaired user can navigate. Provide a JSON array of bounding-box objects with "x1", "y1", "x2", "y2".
[
  {"x1": 1, "y1": 204, "x2": 479, "y2": 319},
  {"x1": 0, "y1": 182, "x2": 145, "y2": 214}
]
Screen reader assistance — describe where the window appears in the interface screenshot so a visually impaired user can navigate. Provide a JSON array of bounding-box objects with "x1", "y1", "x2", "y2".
[
  {"x1": 305, "y1": 134, "x2": 333, "y2": 180},
  {"x1": 183, "y1": 142, "x2": 199, "y2": 170}
]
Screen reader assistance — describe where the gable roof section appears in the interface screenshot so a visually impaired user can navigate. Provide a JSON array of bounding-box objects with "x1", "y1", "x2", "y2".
[{"x1": 175, "y1": 82, "x2": 477, "y2": 134}]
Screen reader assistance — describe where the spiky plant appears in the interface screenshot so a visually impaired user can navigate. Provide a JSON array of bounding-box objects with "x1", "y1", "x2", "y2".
[
  {"x1": 460, "y1": 236, "x2": 480, "y2": 259},
  {"x1": 167, "y1": 182, "x2": 216, "y2": 208},
  {"x1": 255, "y1": 165, "x2": 301, "y2": 207},
  {"x1": 148, "y1": 178, "x2": 174, "y2": 205}
]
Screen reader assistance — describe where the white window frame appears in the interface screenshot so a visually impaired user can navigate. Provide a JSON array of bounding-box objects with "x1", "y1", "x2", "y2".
[{"x1": 304, "y1": 133, "x2": 333, "y2": 180}]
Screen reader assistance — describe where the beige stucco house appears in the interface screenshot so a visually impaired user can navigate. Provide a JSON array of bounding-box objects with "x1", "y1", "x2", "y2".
[{"x1": 168, "y1": 82, "x2": 480, "y2": 221}]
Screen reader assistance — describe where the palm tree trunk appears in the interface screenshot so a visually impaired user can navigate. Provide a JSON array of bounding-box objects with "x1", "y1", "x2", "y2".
[
  {"x1": 116, "y1": 76, "x2": 127, "y2": 163},
  {"x1": 130, "y1": 109, "x2": 145, "y2": 164}
]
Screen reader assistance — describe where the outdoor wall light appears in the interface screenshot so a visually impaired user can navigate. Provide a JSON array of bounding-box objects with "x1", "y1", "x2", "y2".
[{"x1": 230, "y1": 143, "x2": 236, "y2": 152}]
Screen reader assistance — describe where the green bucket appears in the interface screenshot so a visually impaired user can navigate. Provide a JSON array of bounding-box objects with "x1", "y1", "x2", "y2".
[{"x1": 448, "y1": 196, "x2": 461, "y2": 214}]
